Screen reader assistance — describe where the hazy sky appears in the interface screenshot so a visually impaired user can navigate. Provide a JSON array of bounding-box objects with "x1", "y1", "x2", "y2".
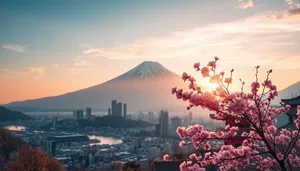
[{"x1": 1, "y1": 0, "x2": 300, "y2": 104}]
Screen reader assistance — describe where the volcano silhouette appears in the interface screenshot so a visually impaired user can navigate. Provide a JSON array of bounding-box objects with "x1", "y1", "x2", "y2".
[{"x1": 6, "y1": 61, "x2": 189, "y2": 112}]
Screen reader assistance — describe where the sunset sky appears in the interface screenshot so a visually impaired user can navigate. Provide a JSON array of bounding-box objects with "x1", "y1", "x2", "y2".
[{"x1": 1, "y1": 0, "x2": 300, "y2": 104}]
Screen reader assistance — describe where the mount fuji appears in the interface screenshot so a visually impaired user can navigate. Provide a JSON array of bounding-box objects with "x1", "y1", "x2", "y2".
[{"x1": 6, "y1": 61, "x2": 188, "y2": 112}]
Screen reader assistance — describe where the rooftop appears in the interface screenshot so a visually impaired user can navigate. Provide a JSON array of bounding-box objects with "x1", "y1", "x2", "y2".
[{"x1": 281, "y1": 96, "x2": 300, "y2": 105}]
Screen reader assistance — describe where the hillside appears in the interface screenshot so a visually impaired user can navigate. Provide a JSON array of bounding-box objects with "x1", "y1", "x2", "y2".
[
  {"x1": 0, "y1": 106, "x2": 31, "y2": 122},
  {"x1": 279, "y1": 81, "x2": 300, "y2": 99}
]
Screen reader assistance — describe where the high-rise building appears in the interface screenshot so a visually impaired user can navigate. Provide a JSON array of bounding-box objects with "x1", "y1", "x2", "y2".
[
  {"x1": 52, "y1": 117, "x2": 58, "y2": 130},
  {"x1": 117, "y1": 102, "x2": 122, "y2": 117},
  {"x1": 73, "y1": 110, "x2": 84, "y2": 120},
  {"x1": 111, "y1": 100, "x2": 117, "y2": 115},
  {"x1": 155, "y1": 124, "x2": 160, "y2": 136},
  {"x1": 148, "y1": 112, "x2": 154, "y2": 122},
  {"x1": 111, "y1": 100, "x2": 123, "y2": 116},
  {"x1": 138, "y1": 111, "x2": 144, "y2": 121},
  {"x1": 159, "y1": 110, "x2": 169, "y2": 137},
  {"x1": 108, "y1": 108, "x2": 111, "y2": 115},
  {"x1": 171, "y1": 117, "x2": 182, "y2": 137},
  {"x1": 123, "y1": 103, "x2": 127, "y2": 118},
  {"x1": 86, "y1": 107, "x2": 92, "y2": 120},
  {"x1": 73, "y1": 110, "x2": 76, "y2": 119}
]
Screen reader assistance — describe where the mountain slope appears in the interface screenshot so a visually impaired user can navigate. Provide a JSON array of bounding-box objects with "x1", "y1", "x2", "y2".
[
  {"x1": 6, "y1": 61, "x2": 188, "y2": 112},
  {"x1": 0, "y1": 106, "x2": 31, "y2": 122},
  {"x1": 279, "y1": 81, "x2": 300, "y2": 99}
]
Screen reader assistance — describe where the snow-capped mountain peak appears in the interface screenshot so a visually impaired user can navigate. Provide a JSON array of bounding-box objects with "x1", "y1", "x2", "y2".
[{"x1": 116, "y1": 61, "x2": 177, "y2": 79}]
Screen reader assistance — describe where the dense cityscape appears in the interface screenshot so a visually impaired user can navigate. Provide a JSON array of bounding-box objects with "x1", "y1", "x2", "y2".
[
  {"x1": 1, "y1": 99, "x2": 226, "y2": 170},
  {"x1": 1, "y1": 0, "x2": 300, "y2": 170}
]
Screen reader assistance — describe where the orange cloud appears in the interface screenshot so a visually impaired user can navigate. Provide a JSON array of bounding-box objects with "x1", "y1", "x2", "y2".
[
  {"x1": 285, "y1": 0, "x2": 300, "y2": 9},
  {"x1": 266, "y1": 7, "x2": 300, "y2": 20},
  {"x1": 237, "y1": 0, "x2": 254, "y2": 9},
  {"x1": 288, "y1": 7, "x2": 300, "y2": 16}
]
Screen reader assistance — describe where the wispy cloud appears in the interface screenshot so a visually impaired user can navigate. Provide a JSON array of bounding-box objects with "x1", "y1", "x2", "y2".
[
  {"x1": 288, "y1": 7, "x2": 300, "y2": 16},
  {"x1": 237, "y1": 0, "x2": 255, "y2": 9},
  {"x1": 266, "y1": 7, "x2": 300, "y2": 20},
  {"x1": 267, "y1": 0, "x2": 300, "y2": 19},
  {"x1": 27, "y1": 67, "x2": 45, "y2": 77},
  {"x1": 285, "y1": 0, "x2": 300, "y2": 9},
  {"x1": 2, "y1": 44, "x2": 27, "y2": 53},
  {"x1": 0, "y1": 67, "x2": 45, "y2": 78},
  {"x1": 77, "y1": 12, "x2": 300, "y2": 70},
  {"x1": 73, "y1": 57, "x2": 91, "y2": 66}
]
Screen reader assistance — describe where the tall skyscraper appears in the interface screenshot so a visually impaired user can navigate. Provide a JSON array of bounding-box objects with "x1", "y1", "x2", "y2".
[
  {"x1": 73, "y1": 110, "x2": 76, "y2": 119},
  {"x1": 171, "y1": 117, "x2": 182, "y2": 137},
  {"x1": 108, "y1": 108, "x2": 111, "y2": 115},
  {"x1": 111, "y1": 100, "x2": 123, "y2": 116},
  {"x1": 159, "y1": 110, "x2": 169, "y2": 137},
  {"x1": 73, "y1": 109, "x2": 84, "y2": 120},
  {"x1": 86, "y1": 107, "x2": 92, "y2": 120},
  {"x1": 148, "y1": 112, "x2": 154, "y2": 122},
  {"x1": 123, "y1": 103, "x2": 127, "y2": 118},
  {"x1": 52, "y1": 117, "x2": 58, "y2": 130},
  {"x1": 155, "y1": 124, "x2": 160, "y2": 136},
  {"x1": 111, "y1": 100, "x2": 117, "y2": 116},
  {"x1": 117, "y1": 102, "x2": 122, "y2": 117}
]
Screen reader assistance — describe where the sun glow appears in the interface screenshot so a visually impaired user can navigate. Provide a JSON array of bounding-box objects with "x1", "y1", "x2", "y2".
[
  {"x1": 210, "y1": 83, "x2": 219, "y2": 89},
  {"x1": 201, "y1": 79, "x2": 220, "y2": 91}
]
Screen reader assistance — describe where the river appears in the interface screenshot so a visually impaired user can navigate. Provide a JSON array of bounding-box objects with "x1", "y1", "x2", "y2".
[{"x1": 5, "y1": 125, "x2": 123, "y2": 145}]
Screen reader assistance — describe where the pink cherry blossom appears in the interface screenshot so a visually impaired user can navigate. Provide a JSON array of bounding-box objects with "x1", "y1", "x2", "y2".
[
  {"x1": 182, "y1": 72, "x2": 190, "y2": 82},
  {"x1": 224, "y1": 77, "x2": 232, "y2": 84},
  {"x1": 207, "y1": 61, "x2": 216, "y2": 67},
  {"x1": 251, "y1": 81, "x2": 260, "y2": 94},
  {"x1": 277, "y1": 153, "x2": 284, "y2": 160},
  {"x1": 205, "y1": 152, "x2": 211, "y2": 158},
  {"x1": 167, "y1": 57, "x2": 300, "y2": 171},
  {"x1": 210, "y1": 74, "x2": 222, "y2": 83},
  {"x1": 194, "y1": 62, "x2": 200, "y2": 70},
  {"x1": 163, "y1": 154, "x2": 171, "y2": 161},
  {"x1": 179, "y1": 141, "x2": 186, "y2": 147},
  {"x1": 228, "y1": 98, "x2": 247, "y2": 115},
  {"x1": 225, "y1": 124, "x2": 230, "y2": 130},
  {"x1": 201, "y1": 67, "x2": 210, "y2": 78},
  {"x1": 189, "y1": 153, "x2": 197, "y2": 159},
  {"x1": 171, "y1": 87, "x2": 177, "y2": 95}
]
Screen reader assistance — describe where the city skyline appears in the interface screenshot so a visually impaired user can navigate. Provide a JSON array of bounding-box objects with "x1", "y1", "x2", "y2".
[{"x1": 1, "y1": 0, "x2": 300, "y2": 104}]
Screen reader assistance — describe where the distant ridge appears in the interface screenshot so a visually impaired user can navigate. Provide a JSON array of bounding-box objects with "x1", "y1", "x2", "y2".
[
  {"x1": 279, "y1": 81, "x2": 300, "y2": 99},
  {"x1": 0, "y1": 106, "x2": 31, "y2": 122}
]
